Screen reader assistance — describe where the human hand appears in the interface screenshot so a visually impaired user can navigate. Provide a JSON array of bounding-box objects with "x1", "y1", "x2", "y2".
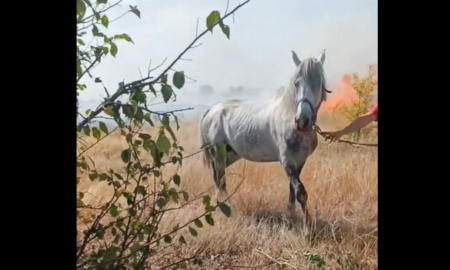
[{"x1": 322, "y1": 131, "x2": 343, "y2": 142}]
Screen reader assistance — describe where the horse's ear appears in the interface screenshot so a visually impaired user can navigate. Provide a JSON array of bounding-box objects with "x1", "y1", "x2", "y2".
[
  {"x1": 317, "y1": 49, "x2": 326, "y2": 65},
  {"x1": 292, "y1": 50, "x2": 301, "y2": 67}
]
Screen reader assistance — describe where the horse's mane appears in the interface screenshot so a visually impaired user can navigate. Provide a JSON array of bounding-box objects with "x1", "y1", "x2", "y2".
[{"x1": 275, "y1": 57, "x2": 328, "y2": 115}]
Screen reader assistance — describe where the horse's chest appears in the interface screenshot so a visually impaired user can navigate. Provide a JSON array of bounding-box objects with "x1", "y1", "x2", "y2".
[{"x1": 284, "y1": 132, "x2": 316, "y2": 158}]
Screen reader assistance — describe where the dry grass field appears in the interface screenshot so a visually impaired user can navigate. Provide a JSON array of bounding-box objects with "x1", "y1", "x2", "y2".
[{"x1": 77, "y1": 110, "x2": 378, "y2": 269}]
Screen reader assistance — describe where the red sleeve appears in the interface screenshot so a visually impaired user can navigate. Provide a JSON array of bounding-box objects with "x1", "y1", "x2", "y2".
[{"x1": 369, "y1": 104, "x2": 378, "y2": 122}]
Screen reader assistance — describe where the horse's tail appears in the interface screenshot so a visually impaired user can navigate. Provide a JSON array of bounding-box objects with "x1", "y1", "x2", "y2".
[{"x1": 199, "y1": 109, "x2": 212, "y2": 168}]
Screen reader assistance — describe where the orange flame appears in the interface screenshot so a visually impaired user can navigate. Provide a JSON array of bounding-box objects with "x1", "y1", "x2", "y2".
[{"x1": 322, "y1": 74, "x2": 357, "y2": 114}]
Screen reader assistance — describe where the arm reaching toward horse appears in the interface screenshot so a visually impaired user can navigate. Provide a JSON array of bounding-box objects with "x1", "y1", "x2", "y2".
[{"x1": 323, "y1": 104, "x2": 377, "y2": 142}]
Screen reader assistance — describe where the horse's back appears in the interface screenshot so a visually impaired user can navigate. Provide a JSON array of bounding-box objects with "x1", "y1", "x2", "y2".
[{"x1": 200, "y1": 99, "x2": 281, "y2": 162}]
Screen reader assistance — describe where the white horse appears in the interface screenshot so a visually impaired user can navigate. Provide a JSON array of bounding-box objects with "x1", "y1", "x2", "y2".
[{"x1": 199, "y1": 50, "x2": 330, "y2": 222}]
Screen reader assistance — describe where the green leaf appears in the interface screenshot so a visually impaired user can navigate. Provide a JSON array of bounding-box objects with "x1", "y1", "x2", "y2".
[
  {"x1": 161, "y1": 85, "x2": 173, "y2": 103},
  {"x1": 188, "y1": 227, "x2": 198, "y2": 237},
  {"x1": 205, "y1": 205, "x2": 215, "y2": 212},
  {"x1": 205, "y1": 213, "x2": 214, "y2": 226},
  {"x1": 149, "y1": 84, "x2": 157, "y2": 96},
  {"x1": 77, "y1": 39, "x2": 85, "y2": 45},
  {"x1": 83, "y1": 125, "x2": 90, "y2": 136},
  {"x1": 77, "y1": 0, "x2": 86, "y2": 20},
  {"x1": 161, "y1": 74, "x2": 168, "y2": 84},
  {"x1": 122, "y1": 105, "x2": 134, "y2": 118},
  {"x1": 138, "y1": 133, "x2": 151, "y2": 140},
  {"x1": 110, "y1": 42, "x2": 118, "y2": 57},
  {"x1": 77, "y1": 198, "x2": 84, "y2": 208},
  {"x1": 92, "y1": 25, "x2": 100, "y2": 36},
  {"x1": 179, "y1": 235, "x2": 187, "y2": 245},
  {"x1": 142, "y1": 225, "x2": 153, "y2": 235},
  {"x1": 144, "y1": 113, "x2": 154, "y2": 126},
  {"x1": 77, "y1": 65, "x2": 82, "y2": 75},
  {"x1": 220, "y1": 24, "x2": 230, "y2": 39},
  {"x1": 92, "y1": 127, "x2": 101, "y2": 140},
  {"x1": 173, "y1": 174, "x2": 181, "y2": 186},
  {"x1": 130, "y1": 243, "x2": 141, "y2": 254},
  {"x1": 173, "y1": 71, "x2": 185, "y2": 89},
  {"x1": 130, "y1": 100, "x2": 138, "y2": 115},
  {"x1": 164, "y1": 235, "x2": 172, "y2": 243},
  {"x1": 89, "y1": 172, "x2": 98, "y2": 181},
  {"x1": 161, "y1": 115, "x2": 170, "y2": 127},
  {"x1": 156, "y1": 134, "x2": 171, "y2": 155},
  {"x1": 206, "y1": 11, "x2": 220, "y2": 32},
  {"x1": 216, "y1": 144, "x2": 227, "y2": 159},
  {"x1": 98, "y1": 0, "x2": 108, "y2": 4},
  {"x1": 194, "y1": 219, "x2": 203, "y2": 228},
  {"x1": 181, "y1": 191, "x2": 189, "y2": 201},
  {"x1": 135, "y1": 185, "x2": 147, "y2": 196},
  {"x1": 99, "y1": 121, "x2": 108, "y2": 134},
  {"x1": 156, "y1": 198, "x2": 166, "y2": 208},
  {"x1": 129, "y1": 5, "x2": 141, "y2": 18},
  {"x1": 114, "y1": 33, "x2": 133, "y2": 43},
  {"x1": 101, "y1": 15, "x2": 109, "y2": 28},
  {"x1": 219, "y1": 203, "x2": 232, "y2": 217},
  {"x1": 103, "y1": 106, "x2": 114, "y2": 116},
  {"x1": 109, "y1": 205, "x2": 118, "y2": 217},
  {"x1": 202, "y1": 195, "x2": 211, "y2": 206},
  {"x1": 120, "y1": 149, "x2": 131, "y2": 163}
]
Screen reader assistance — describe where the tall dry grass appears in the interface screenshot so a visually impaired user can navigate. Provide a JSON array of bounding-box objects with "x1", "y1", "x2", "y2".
[{"x1": 77, "y1": 112, "x2": 377, "y2": 269}]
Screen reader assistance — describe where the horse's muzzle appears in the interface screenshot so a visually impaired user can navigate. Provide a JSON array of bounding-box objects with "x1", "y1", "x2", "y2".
[{"x1": 295, "y1": 116, "x2": 311, "y2": 132}]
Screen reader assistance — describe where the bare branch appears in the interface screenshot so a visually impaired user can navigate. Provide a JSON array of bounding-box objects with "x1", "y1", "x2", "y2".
[
  {"x1": 190, "y1": 43, "x2": 203, "y2": 49},
  {"x1": 148, "y1": 57, "x2": 167, "y2": 75},
  {"x1": 225, "y1": 0, "x2": 230, "y2": 15},
  {"x1": 195, "y1": 17, "x2": 199, "y2": 37}
]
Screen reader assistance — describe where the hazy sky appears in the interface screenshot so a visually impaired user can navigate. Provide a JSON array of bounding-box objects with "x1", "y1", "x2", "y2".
[{"x1": 78, "y1": 0, "x2": 377, "y2": 114}]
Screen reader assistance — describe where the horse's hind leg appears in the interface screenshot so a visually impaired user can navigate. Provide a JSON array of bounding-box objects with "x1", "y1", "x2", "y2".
[
  {"x1": 210, "y1": 159, "x2": 228, "y2": 200},
  {"x1": 288, "y1": 182, "x2": 296, "y2": 211},
  {"x1": 210, "y1": 145, "x2": 241, "y2": 202},
  {"x1": 283, "y1": 162, "x2": 311, "y2": 223}
]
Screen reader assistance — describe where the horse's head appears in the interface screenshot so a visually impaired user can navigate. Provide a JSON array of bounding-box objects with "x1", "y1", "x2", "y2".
[{"x1": 291, "y1": 49, "x2": 331, "y2": 132}]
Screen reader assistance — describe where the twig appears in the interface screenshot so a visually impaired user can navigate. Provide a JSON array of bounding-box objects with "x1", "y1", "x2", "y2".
[
  {"x1": 105, "y1": 102, "x2": 194, "y2": 117},
  {"x1": 195, "y1": 17, "x2": 199, "y2": 37},
  {"x1": 255, "y1": 250, "x2": 296, "y2": 269},
  {"x1": 147, "y1": 59, "x2": 152, "y2": 77},
  {"x1": 226, "y1": 262, "x2": 275, "y2": 269},
  {"x1": 156, "y1": 248, "x2": 203, "y2": 270},
  {"x1": 148, "y1": 57, "x2": 167, "y2": 74},
  {"x1": 225, "y1": 0, "x2": 230, "y2": 15},
  {"x1": 77, "y1": 127, "x2": 118, "y2": 158},
  {"x1": 77, "y1": 52, "x2": 103, "y2": 83}
]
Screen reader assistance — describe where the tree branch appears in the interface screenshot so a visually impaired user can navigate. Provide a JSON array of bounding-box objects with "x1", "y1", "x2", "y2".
[{"x1": 77, "y1": 0, "x2": 251, "y2": 129}]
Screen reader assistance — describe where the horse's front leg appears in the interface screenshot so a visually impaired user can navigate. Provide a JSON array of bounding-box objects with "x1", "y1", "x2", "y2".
[{"x1": 282, "y1": 161, "x2": 311, "y2": 223}]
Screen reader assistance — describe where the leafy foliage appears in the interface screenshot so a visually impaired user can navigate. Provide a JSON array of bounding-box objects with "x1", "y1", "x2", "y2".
[
  {"x1": 337, "y1": 65, "x2": 377, "y2": 142},
  {"x1": 76, "y1": 1, "x2": 249, "y2": 269}
]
